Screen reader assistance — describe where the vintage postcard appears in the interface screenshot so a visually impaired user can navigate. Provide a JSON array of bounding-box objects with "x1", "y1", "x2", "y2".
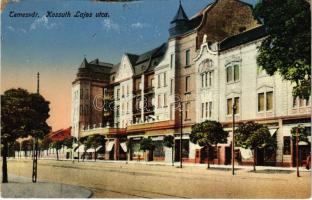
[{"x1": 1, "y1": 0, "x2": 311, "y2": 198}]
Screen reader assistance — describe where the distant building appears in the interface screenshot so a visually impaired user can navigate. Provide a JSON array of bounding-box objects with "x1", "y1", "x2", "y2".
[
  {"x1": 47, "y1": 127, "x2": 72, "y2": 142},
  {"x1": 71, "y1": 0, "x2": 311, "y2": 167}
]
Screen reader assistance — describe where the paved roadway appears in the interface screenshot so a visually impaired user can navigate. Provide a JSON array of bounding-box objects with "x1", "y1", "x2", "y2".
[{"x1": 3, "y1": 159, "x2": 311, "y2": 198}]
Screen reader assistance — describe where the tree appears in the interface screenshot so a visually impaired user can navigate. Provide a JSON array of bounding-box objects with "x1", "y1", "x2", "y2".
[
  {"x1": 190, "y1": 120, "x2": 228, "y2": 169},
  {"x1": 1, "y1": 88, "x2": 51, "y2": 183},
  {"x1": 41, "y1": 137, "x2": 52, "y2": 156},
  {"x1": 235, "y1": 122, "x2": 276, "y2": 171},
  {"x1": 291, "y1": 125, "x2": 310, "y2": 143},
  {"x1": 140, "y1": 138, "x2": 155, "y2": 162},
  {"x1": 163, "y1": 135, "x2": 175, "y2": 166},
  {"x1": 50, "y1": 141, "x2": 63, "y2": 160},
  {"x1": 254, "y1": 0, "x2": 311, "y2": 99}
]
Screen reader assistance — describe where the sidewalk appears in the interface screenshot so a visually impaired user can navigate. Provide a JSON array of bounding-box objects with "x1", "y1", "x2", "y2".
[
  {"x1": 1, "y1": 174, "x2": 92, "y2": 198},
  {"x1": 9, "y1": 157, "x2": 309, "y2": 172}
]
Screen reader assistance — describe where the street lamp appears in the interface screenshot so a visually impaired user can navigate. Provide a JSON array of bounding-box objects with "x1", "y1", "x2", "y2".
[
  {"x1": 32, "y1": 72, "x2": 40, "y2": 183},
  {"x1": 232, "y1": 104, "x2": 237, "y2": 176}
]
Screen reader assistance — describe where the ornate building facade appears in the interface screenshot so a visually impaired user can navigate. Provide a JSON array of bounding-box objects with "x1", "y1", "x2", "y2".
[{"x1": 71, "y1": 0, "x2": 311, "y2": 166}]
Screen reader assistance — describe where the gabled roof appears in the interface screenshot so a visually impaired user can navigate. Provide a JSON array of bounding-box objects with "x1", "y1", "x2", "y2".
[
  {"x1": 171, "y1": 1, "x2": 189, "y2": 23},
  {"x1": 125, "y1": 53, "x2": 139, "y2": 66},
  {"x1": 219, "y1": 25, "x2": 267, "y2": 51}
]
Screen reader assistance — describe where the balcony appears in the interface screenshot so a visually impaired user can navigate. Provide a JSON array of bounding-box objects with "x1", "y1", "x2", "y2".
[
  {"x1": 80, "y1": 124, "x2": 126, "y2": 137},
  {"x1": 133, "y1": 89, "x2": 142, "y2": 96},
  {"x1": 144, "y1": 86, "x2": 154, "y2": 94}
]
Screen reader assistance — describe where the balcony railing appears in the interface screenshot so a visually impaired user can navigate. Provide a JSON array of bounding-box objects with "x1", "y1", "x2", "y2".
[{"x1": 144, "y1": 86, "x2": 154, "y2": 94}]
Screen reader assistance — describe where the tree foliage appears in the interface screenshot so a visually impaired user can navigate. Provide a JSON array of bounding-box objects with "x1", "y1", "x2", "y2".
[
  {"x1": 163, "y1": 135, "x2": 174, "y2": 148},
  {"x1": 190, "y1": 120, "x2": 228, "y2": 147},
  {"x1": 139, "y1": 138, "x2": 155, "y2": 152},
  {"x1": 291, "y1": 125, "x2": 311, "y2": 143},
  {"x1": 190, "y1": 120, "x2": 228, "y2": 168},
  {"x1": 254, "y1": 0, "x2": 311, "y2": 99},
  {"x1": 1, "y1": 88, "x2": 51, "y2": 142},
  {"x1": 235, "y1": 122, "x2": 276, "y2": 150},
  {"x1": 235, "y1": 121, "x2": 277, "y2": 171}
]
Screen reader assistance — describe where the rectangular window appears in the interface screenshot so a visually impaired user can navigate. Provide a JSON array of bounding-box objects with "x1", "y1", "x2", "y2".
[
  {"x1": 258, "y1": 93, "x2": 264, "y2": 112},
  {"x1": 234, "y1": 97, "x2": 239, "y2": 114},
  {"x1": 205, "y1": 102, "x2": 208, "y2": 118},
  {"x1": 103, "y1": 88, "x2": 108, "y2": 98},
  {"x1": 170, "y1": 79, "x2": 174, "y2": 95},
  {"x1": 209, "y1": 71, "x2": 212, "y2": 86},
  {"x1": 185, "y1": 76, "x2": 190, "y2": 92},
  {"x1": 201, "y1": 74, "x2": 205, "y2": 88},
  {"x1": 185, "y1": 102, "x2": 190, "y2": 120},
  {"x1": 164, "y1": 93, "x2": 167, "y2": 107},
  {"x1": 126, "y1": 85, "x2": 129, "y2": 96},
  {"x1": 151, "y1": 78, "x2": 155, "y2": 88},
  {"x1": 227, "y1": 99, "x2": 233, "y2": 115},
  {"x1": 139, "y1": 82, "x2": 142, "y2": 90},
  {"x1": 158, "y1": 74, "x2": 161, "y2": 88},
  {"x1": 126, "y1": 102, "x2": 129, "y2": 113},
  {"x1": 158, "y1": 95, "x2": 161, "y2": 108},
  {"x1": 205, "y1": 73, "x2": 208, "y2": 87},
  {"x1": 209, "y1": 101, "x2": 212, "y2": 118},
  {"x1": 122, "y1": 86, "x2": 124, "y2": 97},
  {"x1": 164, "y1": 72, "x2": 167, "y2": 86},
  {"x1": 266, "y1": 91, "x2": 273, "y2": 111},
  {"x1": 80, "y1": 89, "x2": 83, "y2": 99},
  {"x1": 117, "y1": 89, "x2": 120, "y2": 100},
  {"x1": 185, "y1": 49, "x2": 190, "y2": 66},
  {"x1": 234, "y1": 64, "x2": 239, "y2": 81},
  {"x1": 201, "y1": 103, "x2": 205, "y2": 118},
  {"x1": 170, "y1": 104, "x2": 174, "y2": 120},
  {"x1": 226, "y1": 67, "x2": 233, "y2": 83},
  {"x1": 170, "y1": 54, "x2": 174, "y2": 69},
  {"x1": 116, "y1": 106, "x2": 120, "y2": 117}
]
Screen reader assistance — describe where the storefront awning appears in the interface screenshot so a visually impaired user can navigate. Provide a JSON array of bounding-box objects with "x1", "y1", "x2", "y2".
[
  {"x1": 75, "y1": 145, "x2": 85, "y2": 153},
  {"x1": 269, "y1": 128, "x2": 278, "y2": 136},
  {"x1": 239, "y1": 147, "x2": 253, "y2": 159},
  {"x1": 86, "y1": 146, "x2": 103, "y2": 152},
  {"x1": 120, "y1": 142, "x2": 127, "y2": 152},
  {"x1": 106, "y1": 141, "x2": 115, "y2": 152},
  {"x1": 299, "y1": 141, "x2": 309, "y2": 146}
]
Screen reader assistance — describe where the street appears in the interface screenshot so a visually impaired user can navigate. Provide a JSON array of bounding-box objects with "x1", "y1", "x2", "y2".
[{"x1": 2, "y1": 159, "x2": 311, "y2": 198}]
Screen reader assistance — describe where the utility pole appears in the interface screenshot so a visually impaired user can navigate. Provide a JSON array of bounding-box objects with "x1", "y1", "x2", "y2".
[
  {"x1": 32, "y1": 72, "x2": 40, "y2": 183},
  {"x1": 232, "y1": 104, "x2": 236, "y2": 176}
]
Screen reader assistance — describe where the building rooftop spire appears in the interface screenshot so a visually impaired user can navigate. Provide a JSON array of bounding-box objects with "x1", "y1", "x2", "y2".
[{"x1": 171, "y1": 0, "x2": 189, "y2": 24}]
